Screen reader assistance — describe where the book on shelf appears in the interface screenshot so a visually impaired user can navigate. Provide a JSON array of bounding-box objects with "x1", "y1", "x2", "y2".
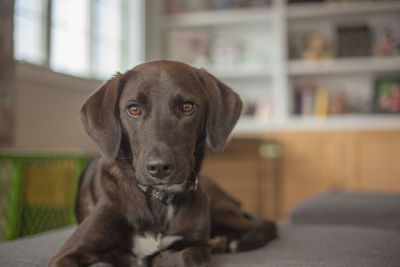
[
  {"x1": 294, "y1": 84, "x2": 347, "y2": 117},
  {"x1": 373, "y1": 78, "x2": 400, "y2": 113},
  {"x1": 314, "y1": 88, "x2": 329, "y2": 116},
  {"x1": 303, "y1": 87, "x2": 315, "y2": 116}
]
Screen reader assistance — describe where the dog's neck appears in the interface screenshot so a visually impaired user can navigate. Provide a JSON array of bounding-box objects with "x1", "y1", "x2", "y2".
[{"x1": 136, "y1": 175, "x2": 198, "y2": 205}]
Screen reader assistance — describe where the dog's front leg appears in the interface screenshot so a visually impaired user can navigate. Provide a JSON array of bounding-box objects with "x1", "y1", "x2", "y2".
[
  {"x1": 151, "y1": 245, "x2": 211, "y2": 267},
  {"x1": 50, "y1": 203, "x2": 136, "y2": 267}
]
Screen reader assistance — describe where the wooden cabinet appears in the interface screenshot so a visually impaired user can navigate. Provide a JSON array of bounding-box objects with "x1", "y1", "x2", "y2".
[
  {"x1": 264, "y1": 129, "x2": 400, "y2": 218},
  {"x1": 273, "y1": 132, "x2": 344, "y2": 217},
  {"x1": 201, "y1": 139, "x2": 281, "y2": 220},
  {"x1": 206, "y1": 130, "x2": 400, "y2": 220},
  {"x1": 353, "y1": 131, "x2": 400, "y2": 192}
]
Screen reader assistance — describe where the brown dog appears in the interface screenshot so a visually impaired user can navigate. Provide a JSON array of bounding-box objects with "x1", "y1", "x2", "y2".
[{"x1": 50, "y1": 61, "x2": 276, "y2": 267}]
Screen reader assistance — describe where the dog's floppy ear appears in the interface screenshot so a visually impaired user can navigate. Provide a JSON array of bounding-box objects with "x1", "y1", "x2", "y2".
[
  {"x1": 198, "y1": 69, "x2": 243, "y2": 153},
  {"x1": 80, "y1": 73, "x2": 123, "y2": 159}
]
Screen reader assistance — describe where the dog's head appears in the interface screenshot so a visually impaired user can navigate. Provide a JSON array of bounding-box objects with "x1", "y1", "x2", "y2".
[{"x1": 81, "y1": 61, "x2": 242, "y2": 189}]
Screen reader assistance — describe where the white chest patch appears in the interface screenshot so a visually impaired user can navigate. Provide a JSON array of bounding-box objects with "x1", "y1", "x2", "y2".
[{"x1": 132, "y1": 232, "x2": 182, "y2": 259}]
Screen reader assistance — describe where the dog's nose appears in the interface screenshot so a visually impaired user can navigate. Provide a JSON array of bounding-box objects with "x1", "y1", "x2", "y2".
[{"x1": 146, "y1": 157, "x2": 174, "y2": 179}]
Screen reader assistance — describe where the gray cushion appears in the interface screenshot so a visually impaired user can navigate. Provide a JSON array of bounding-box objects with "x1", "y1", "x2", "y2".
[
  {"x1": 0, "y1": 226, "x2": 75, "y2": 267},
  {"x1": 1, "y1": 223, "x2": 400, "y2": 267},
  {"x1": 290, "y1": 192, "x2": 400, "y2": 232},
  {"x1": 212, "y1": 224, "x2": 400, "y2": 267}
]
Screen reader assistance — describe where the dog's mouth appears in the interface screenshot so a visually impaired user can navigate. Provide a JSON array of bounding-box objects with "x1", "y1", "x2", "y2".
[{"x1": 152, "y1": 181, "x2": 188, "y2": 193}]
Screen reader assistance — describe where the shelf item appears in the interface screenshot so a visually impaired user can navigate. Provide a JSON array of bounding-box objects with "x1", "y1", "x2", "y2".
[
  {"x1": 373, "y1": 78, "x2": 400, "y2": 113},
  {"x1": 336, "y1": 25, "x2": 372, "y2": 58},
  {"x1": 166, "y1": 29, "x2": 273, "y2": 77},
  {"x1": 163, "y1": 8, "x2": 275, "y2": 28},
  {"x1": 289, "y1": 57, "x2": 400, "y2": 75},
  {"x1": 289, "y1": 15, "x2": 399, "y2": 60},
  {"x1": 287, "y1": 1, "x2": 400, "y2": 19}
]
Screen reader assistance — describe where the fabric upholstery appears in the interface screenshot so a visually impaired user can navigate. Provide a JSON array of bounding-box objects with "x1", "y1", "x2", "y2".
[
  {"x1": 290, "y1": 191, "x2": 400, "y2": 232},
  {"x1": 212, "y1": 223, "x2": 400, "y2": 267},
  {"x1": 1, "y1": 223, "x2": 400, "y2": 267}
]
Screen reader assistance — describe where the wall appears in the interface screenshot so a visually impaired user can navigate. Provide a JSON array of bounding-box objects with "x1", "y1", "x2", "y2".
[
  {"x1": 0, "y1": 0, "x2": 14, "y2": 145},
  {"x1": 11, "y1": 63, "x2": 102, "y2": 153}
]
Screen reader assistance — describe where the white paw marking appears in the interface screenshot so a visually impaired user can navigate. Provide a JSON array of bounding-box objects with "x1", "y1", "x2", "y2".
[
  {"x1": 209, "y1": 236, "x2": 226, "y2": 246},
  {"x1": 229, "y1": 240, "x2": 239, "y2": 252},
  {"x1": 132, "y1": 232, "x2": 182, "y2": 259}
]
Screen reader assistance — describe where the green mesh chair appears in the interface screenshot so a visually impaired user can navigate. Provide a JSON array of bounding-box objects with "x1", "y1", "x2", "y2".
[{"x1": 0, "y1": 153, "x2": 89, "y2": 241}]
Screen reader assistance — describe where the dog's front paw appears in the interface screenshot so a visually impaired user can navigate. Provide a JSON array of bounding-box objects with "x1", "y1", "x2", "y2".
[
  {"x1": 237, "y1": 221, "x2": 277, "y2": 251},
  {"x1": 151, "y1": 250, "x2": 184, "y2": 267},
  {"x1": 209, "y1": 235, "x2": 229, "y2": 253}
]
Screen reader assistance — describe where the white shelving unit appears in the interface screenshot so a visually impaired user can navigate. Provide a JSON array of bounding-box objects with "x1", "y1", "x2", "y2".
[
  {"x1": 235, "y1": 114, "x2": 400, "y2": 134},
  {"x1": 146, "y1": 0, "x2": 400, "y2": 133},
  {"x1": 287, "y1": 0, "x2": 400, "y2": 19},
  {"x1": 163, "y1": 7, "x2": 275, "y2": 28},
  {"x1": 207, "y1": 65, "x2": 274, "y2": 79}
]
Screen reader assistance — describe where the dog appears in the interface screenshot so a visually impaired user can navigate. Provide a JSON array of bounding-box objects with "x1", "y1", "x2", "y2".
[{"x1": 50, "y1": 61, "x2": 277, "y2": 267}]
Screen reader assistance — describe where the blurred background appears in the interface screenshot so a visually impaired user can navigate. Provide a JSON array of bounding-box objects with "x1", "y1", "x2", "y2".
[{"x1": 0, "y1": 0, "x2": 400, "y2": 241}]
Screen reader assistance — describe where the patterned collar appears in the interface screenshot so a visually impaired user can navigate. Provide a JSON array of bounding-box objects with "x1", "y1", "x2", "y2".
[{"x1": 137, "y1": 177, "x2": 198, "y2": 205}]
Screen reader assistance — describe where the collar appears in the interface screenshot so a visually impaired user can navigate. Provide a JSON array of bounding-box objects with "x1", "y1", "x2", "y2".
[{"x1": 137, "y1": 176, "x2": 198, "y2": 205}]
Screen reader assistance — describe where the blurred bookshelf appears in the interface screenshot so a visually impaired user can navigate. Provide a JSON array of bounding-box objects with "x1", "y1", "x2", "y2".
[{"x1": 146, "y1": 0, "x2": 400, "y2": 134}]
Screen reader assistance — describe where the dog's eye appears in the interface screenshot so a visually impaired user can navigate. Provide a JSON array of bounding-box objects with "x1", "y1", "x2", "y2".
[
  {"x1": 182, "y1": 102, "x2": 195, "y2": 114},
  {"x1": 127, "y1": 104, "x2": 142, "y2": 117}
]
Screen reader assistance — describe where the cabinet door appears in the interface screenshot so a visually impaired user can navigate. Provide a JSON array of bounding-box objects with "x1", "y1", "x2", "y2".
[
  {"x1": 355, "y1": 131, "x2": 400, "y2": 192},
  {"x1": 267, "y1": 130, "x2": 400, "y2": 218},
  {"x1": 274, "y1": 132, "x2": 344, "y2": 217}
]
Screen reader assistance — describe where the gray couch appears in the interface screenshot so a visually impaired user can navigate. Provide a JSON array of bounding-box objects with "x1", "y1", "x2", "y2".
[
  {"x1": 291, "y1": 191, "x2": 400, "y2": 232},
  {"x1": 1, "y1": 192, "x2": 400, "y2": 267}
]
